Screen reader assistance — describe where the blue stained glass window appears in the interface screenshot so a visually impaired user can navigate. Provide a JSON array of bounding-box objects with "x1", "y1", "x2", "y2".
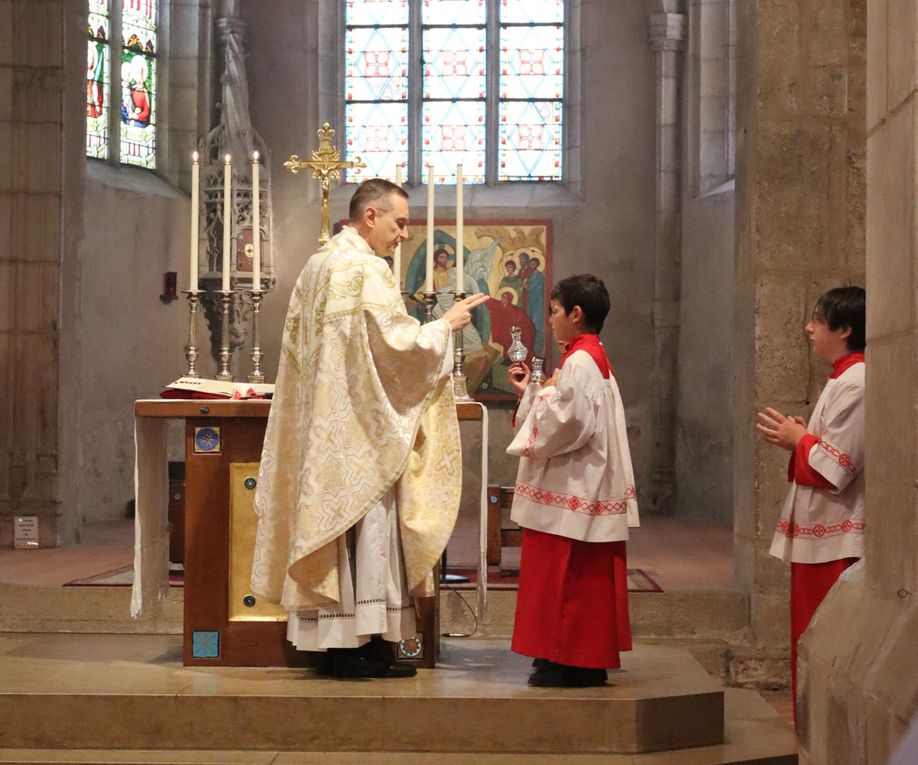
[
  {"x1": 346, "y1": 0, "x2": 408, "y2": 26},
  {"x1": 499, "y1": 24, "x2": 563, "y2": 100},
  {"x1": 423, "y1": 27, "x2": 486, "y2": 101},
  {"x1": 499, "y1": 0, "x2": 564, "y2": 24},
  {"x1": 423, "y1": 0, "x2": 486, "y2": 26},
  {"x1": 345, "y1": 3, "x2": 408, "y2": 181},
  {"x1": 346, "y1": 26, "x2": 409, "y2": 102},
  {"x1": 499, "y1": 0, "x2": 563, "y2": 181},
  {"x1": 119, "y1": 0, "x2": 158, "y2": 168},
  {"x1": 422, "y1": 101, "x2": 486, "y2": 183},
  {"x1": 86, "y1": 0, "x2": 110, "y2": 159},
  {"x1": 499, "y1": 100, "x2": 562, "y2": 181},
  {"x1": 344, "y1": 0, "x2": 565, "y2": 184},
  {"x1": 346, "y1": 101, "x2": 409, "y2": 180}
]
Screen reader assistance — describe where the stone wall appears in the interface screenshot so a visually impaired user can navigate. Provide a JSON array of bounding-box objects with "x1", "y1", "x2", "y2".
[
  {"x1": 0, "y1": 0, "x2": 76, "y2": 546},
  {"x1": 676, "y1": 0, "x2": 736, "y2": 525},
  {"x1": 797, "y1": 1, "x2": 918, "y2": 761},
  {"x1": 733, "y1": 0, "x2": 866, "y2": 679}
]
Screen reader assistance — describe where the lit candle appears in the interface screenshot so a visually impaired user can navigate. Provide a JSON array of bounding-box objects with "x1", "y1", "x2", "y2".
[
  {"x1": 190, "y1": 151, "x2": 199, "y2": 291},
  {"x1": 222, "y1": 154, "x2": 232, "y2": 292},
  {"x1": 426, "y1": 164, "x2": 434, "y2": 293},
  {"x1": 455, "y1": 163, "x2": 463, "y2": 292},
  {"x1": 393, "y1": 163, "x2": 402, "y2": 289},
  {"x1": 252, "y1": 151, "x2": 260, "y2": 291}
]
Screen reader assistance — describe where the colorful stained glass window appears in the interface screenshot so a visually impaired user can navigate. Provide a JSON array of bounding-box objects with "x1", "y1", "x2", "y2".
[
  {"x1": 120, "y1": 0, "x2": 158, "y2": 168},
  {"x1": 345, "y1": 1, "x2": 409, "y2": 182},
  {"x1": 344, "y1": 0, "x2": 565, "y2": 184},
  {"x1": 421, "y1": 2, "x2": 485, "y2": 183},
  {"x1": 86, "y1": 0, "x2": 110, "y2": 159},
  {"x1": 499, "y1": 2, "x2": 563, "y2": 181}
]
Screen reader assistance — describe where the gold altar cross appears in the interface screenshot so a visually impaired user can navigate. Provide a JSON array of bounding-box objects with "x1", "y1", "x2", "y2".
[{"x1": 284, "y1": 123, "x2": 366, "y2": 244}]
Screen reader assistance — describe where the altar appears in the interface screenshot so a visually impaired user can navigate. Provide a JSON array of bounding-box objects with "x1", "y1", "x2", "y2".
[{"x1": 131, "y1": 398, "x2": 488, "y2": 668}]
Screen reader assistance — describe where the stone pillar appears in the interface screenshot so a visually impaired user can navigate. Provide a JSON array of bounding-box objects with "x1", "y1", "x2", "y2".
[
  {"x1": 0, "y1": 0, "x2": 77, "y2": 547},
  {"x1": 646, "y1": 0, "x2": 686, "y2": 513},
  {"x1": 797, "y1": 2, "x2": 918, "y2": 762},
  {"x1": 732, "y1": 0, "x2": 865, "y2": 682}
]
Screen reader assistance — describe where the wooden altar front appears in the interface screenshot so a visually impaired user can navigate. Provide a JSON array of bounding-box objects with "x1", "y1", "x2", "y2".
[{"x1": 133, "y1": 399, "x2": 484, "y2": 669}]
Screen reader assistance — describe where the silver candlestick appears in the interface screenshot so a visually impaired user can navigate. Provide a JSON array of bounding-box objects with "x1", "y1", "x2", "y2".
[
  {"x1": 216, "y1": 290, "x2": 235, "y2": 381},
  {"x1": 183, "y1": 290, "x2": 202, "y2": 378},
  {"x1": 451, "y1": 290, "x2": 471, "y2": 400},
  {"x1": 421, "y1": 291, "x2": 438, "y2": 324},
  {"x1": 247, "y1": 290, "x2": 264, "y2": 383}
]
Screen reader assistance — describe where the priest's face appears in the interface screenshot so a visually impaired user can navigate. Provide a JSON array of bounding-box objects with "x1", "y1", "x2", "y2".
[{"x1": 366, "y1": 192, "x2": 410, "y2": 257}]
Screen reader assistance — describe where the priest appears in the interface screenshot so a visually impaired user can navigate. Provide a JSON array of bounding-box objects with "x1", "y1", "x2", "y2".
[{"x1": 250, "y1": 178, "x2": 486, "y2": 678}]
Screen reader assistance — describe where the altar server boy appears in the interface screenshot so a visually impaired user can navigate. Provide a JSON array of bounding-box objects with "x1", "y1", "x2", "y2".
[
  {"x1": 506, "y1": 274, "x2": 639, "y2": 687},
  {"x1": 757, "y1": 286, "x2": 865, "y2": 715}
]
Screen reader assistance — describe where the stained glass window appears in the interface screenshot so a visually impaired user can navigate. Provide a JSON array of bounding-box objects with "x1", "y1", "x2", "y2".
[
  {"x1": 120, "y1": 0, "x2": 158, "y2": 168},
  {"x1": 345, "y1": 0, "x2": 409, "y2": 181},
  {"x1": 86, "y1": 0, "x2": 110, "y2": 159},
  {"x1": 85, "y1": 0, "x2": 158, "y2": 169},
  {"x1": 344, "y1": 0, "x2": 565, "y2": 184},
  {"x1": 499, "y1": 0, "x2": 563, "y2": 181}
]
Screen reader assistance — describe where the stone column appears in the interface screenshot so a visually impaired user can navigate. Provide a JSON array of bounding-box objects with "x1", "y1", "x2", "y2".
[
  {"x1": 732, "y1": 0, "x2": 865, "y2": 682},
  {"x1": 646, "y1": 0, "x2": 686, "y2": 513},
  {"x1": 797, "y1": 2, "x2": 918, "y2": 762},
  {"x1": 0, "y1": 0, "x2": 77, "y2": 547}
]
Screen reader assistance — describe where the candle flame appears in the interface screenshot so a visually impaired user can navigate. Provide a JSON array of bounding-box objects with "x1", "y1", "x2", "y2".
[
  {"x1": 192, "y1": 150, "x2": 199, "y2": 162},
  {"x1": 253, "y1": 151, "x2": 259, "y2": 161},
  {"x1": 224, "y1": 154, "x2": 231, "y2": 163}
]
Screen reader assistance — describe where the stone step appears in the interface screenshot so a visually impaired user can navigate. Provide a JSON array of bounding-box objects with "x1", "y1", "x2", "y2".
[
  {"x1": 0, "y1": 690, "x2": 796, "y2": 764},
  {"x1": 0, "y1": 635, "x2": 725, "y2": 755},
  {"x1": 0, "y1": 584, "x2": 752, "y2": 644}
]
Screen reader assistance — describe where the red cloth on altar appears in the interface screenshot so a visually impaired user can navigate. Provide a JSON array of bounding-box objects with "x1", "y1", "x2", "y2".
[
  {"x1": 789, "y1": 557, "x2": 857, "y2": 718},
  {"x1": 510, "y1": 333, "x2": 632, "y2": 669},
  {"x1": 512, "y1": 528, "x2": 631, "y2": 668}
]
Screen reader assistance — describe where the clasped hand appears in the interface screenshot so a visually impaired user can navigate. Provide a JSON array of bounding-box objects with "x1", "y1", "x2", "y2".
[{"x1": 756, "y1": 407, "x2": 808, "y2": 451}]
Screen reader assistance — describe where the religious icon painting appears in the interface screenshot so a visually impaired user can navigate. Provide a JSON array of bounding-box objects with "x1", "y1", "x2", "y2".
[
  {"x1": 193, "y1": 426, "x2": 221, "y2": 455},
  {"x1": 333, "y1": 218, "x2": 551, "y2": 401}
]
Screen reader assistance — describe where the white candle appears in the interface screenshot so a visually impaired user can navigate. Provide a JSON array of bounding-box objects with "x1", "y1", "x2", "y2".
[
  {"x1": 455, "y1": 163, "x2": 463, "y2": 292},
  {"x1": 252, "y1": 151, "x2": 260, "y2": 291},
  {"x1": 190, "y1": 151, "x2": 199, "y2": 291},
  {"x1": 393, "y1": 163, "x2": 402, "y2": 288},
  {"x1": 425, "y1": 164, "x2": 434, "y2": 293},
  {"x1": 222, "y1": 154, "x2": 232, "y2": 291}
]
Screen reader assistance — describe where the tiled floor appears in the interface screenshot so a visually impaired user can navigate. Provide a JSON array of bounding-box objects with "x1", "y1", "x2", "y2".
[{"x1": 0, "y1": 514, "x2": 735, "y2": 591}]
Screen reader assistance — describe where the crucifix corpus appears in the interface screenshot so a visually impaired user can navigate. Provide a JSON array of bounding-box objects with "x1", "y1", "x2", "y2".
[{"x1": 285, "y1": 123, "x2": 366, "y2": 244}]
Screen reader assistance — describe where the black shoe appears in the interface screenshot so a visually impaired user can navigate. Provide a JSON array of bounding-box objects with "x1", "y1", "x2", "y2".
[
  {"x1": 532, "y1": 657, "x2": 549, "y2": 669},
  {"x1": 316, "y1": 649, "x2": 373, "y2": 679},
  {"x1": 528, "y1": 663, "x2": 607, "y2": 688},
  {"x1": 366, "y1": 658, "x2": 418, "y2": 678}
]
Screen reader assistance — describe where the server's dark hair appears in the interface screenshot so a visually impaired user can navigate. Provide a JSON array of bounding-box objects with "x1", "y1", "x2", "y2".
[
  {"x1": 813, "y1": 286, "x2": 866, "y2": 351},
  {"x1": 550, "y1": 274, "x2": 611, "y2": 333}
]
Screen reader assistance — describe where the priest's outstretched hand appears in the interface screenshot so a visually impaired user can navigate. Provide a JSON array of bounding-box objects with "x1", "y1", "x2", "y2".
[{"x1": 442, "y1": 292, "x2": 488, "y2": 331}]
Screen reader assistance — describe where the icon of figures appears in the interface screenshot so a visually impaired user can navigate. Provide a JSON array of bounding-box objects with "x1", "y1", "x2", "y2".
[
  {"x1": 121, "y1": 54, "x2": 150, "y2": 127},
  {"x1": 86, "y1": 43, "x2": 104, "y2": 118}
]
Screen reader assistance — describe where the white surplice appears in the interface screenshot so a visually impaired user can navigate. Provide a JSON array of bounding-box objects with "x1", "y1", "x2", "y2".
[
  {"x1": 506, "y1": 349, "x2": 639, "y2": 543},
  {"x1": 770, "y1": 361, "x2": 865, "y2": 564}
]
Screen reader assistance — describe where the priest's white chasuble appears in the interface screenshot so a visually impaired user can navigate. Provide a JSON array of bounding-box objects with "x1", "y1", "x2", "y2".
[{"x1": 250, "y1": 227, "x2": 461, "y2": 639}]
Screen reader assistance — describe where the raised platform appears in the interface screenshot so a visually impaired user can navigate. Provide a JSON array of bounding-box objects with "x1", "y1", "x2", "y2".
[
  {"x1": 0, "y1": 634, "x2": 797, "y2": 763},
  {"x1": 0, "y1": 634, "x2": 737, "y2": 755}
]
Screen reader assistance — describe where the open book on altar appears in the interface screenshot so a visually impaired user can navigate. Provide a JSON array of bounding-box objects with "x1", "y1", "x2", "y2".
[{"x1": 162, "y1": 376, "x2": 275, "y2": 400}]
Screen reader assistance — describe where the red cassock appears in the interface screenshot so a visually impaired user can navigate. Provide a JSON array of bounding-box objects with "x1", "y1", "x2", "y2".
[{"x1": 507, "y1": 334, "x2": 639, "y2": 669}]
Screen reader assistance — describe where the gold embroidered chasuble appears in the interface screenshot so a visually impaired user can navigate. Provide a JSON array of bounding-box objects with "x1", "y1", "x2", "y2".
[{"x1": 250, "y1": 226, "x2": 461, "y2": 612}]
